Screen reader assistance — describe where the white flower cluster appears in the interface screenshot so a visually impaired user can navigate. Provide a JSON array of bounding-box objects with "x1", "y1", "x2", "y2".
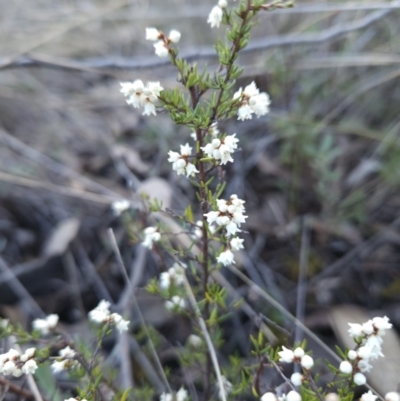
[
  {"x1": 159, "y1": 262, "x2": 187, "y2": 290},
  {"x1": 160, "y1": 387, "x2": 188, "y2": 401},
  {"x1": 0, "y1": 348, "x2": 38, "y2": 376},
  {"x1": 120, "y1": 80, "x2": 163, "y2": 116},
  {"x1": 142, "y1": 226, "x2": 161, "y2": 249},
  {"x1": 278, "y1": 346, "x2": 314, "y2": 370},
  {"x1": 88, "y1": 300, "x2": 130, "y2": 333},
  {"x1": 32, "y1": 314, "x2": 59, "y2": 335},
  {"x1": 233, "y1": 81, "x2": 271, "y2": 121},
  {"x1": 146, "y1": 27, "x2": 181, "y2": 58},
  {"x1": 207, "y1": 0, "x2": 228, "y2": 28},
  {"x1": 51, "y1": 346, "x2": 77, "y2": 373},
  {"x1": 168, "y1": 143, "x2": 199, "y2": 177},
  {"x1": 204, "y1": 195, "x2": 246, "y2": 266},
  {"x1": 338, "y1": 316, "x2": 393, "y2": 385},
  {"x1": 202, "y1": 134, "x2": 239, "y2": 165},
  {"x1": 261, "y1": 391, "x2": 301, "y2": 401}
]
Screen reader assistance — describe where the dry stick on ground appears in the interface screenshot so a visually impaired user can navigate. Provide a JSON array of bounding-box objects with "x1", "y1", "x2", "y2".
[
  {"x1": 0, "y1": 9, "x2": 393, "y2": 73},
  {"x1": 107, "y1": 228, "x2": 171, "y2": 394}
]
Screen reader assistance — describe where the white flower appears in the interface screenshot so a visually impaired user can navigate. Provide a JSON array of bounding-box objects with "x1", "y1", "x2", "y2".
[
  {"x1": 262, "y1": 393, "x2": 277, "y2": 401},
  {"x1": 168, "y1": 30, "x2": 181, "y2": 44},
  {"x1": 358, "y1": 359, "x2": 373, "y2": 373},
  {"x1": 278, "y1": 346, "x2": 294, "y2": 363},
  {"x1": 218, "y1": 0, "x2": 227, "y2": 8},
  {"x1": 22, "y1": 359, "x2": 38, "y2": 375},
  {"x1": 290, "y1": 372, "x2": 303, "y2": 386},
  {"x1": 147, "y1": 81, "x2": 163, "y2": 97},
  {"x1": 165, "y1": 296, "x2": 186, "y2": 311},
  {"x1": 187, "y1": 334, "x2": 202, "y2": 347},
  {"x1": 249, "y1": 93, "x2": 271, "y2": 117},
  {"x1": 348, "y1": 323, "x2": 363, "y2": 338},
  {"x1": 361, "y1": 391, "x2": 378, "y2": 401},
  {"x1": 146, "y1": 27, "x2": 161, "y2": 41},
  {"x1": 348, "y1": 350, "x2": 357, "y2": 360},
  {"x1": 372, "y1": 316, "x2": 392, "y2": 334},
  {"x1": 59, "y1": 346, "x2": 75, "y2": 359},
  {"x1": 159, "y1": 263, "x2": 186, "y2": 289},
  {"x1": 293, "y1": 347, "x2": 305, "y2": 358},
  {"x1": 286, "y1": 391, "x2": 302, "y2": 401},
  {"x1": 176, "y1": 388, "x2": 188, "y2": 401},
  {"x1": 168, "y1": 143, "x2": 198, "y2": 178},
  {"x1": 154, "y1": 41, "x2": 169, "y2": 58},
  {"x1": 237, "y1": 104, "x2": 253, "y2": 121},
  {"x1": 385, "y1": 393, "x2": 400, "y2": 401},
  {"x1": 230, "y1": 237, "x2": 244, "y2": 251},
  {"x1": 121, "y1": 80, "x2": 144, "y2": 108},
  {"x1": 112, "y1": 314, "x2": 130, "y2": 333},
  {"x1": 208, "y1": 6, "x2": 223, "y2": 28},
  {"x1": 217, "y1": 249, "x2": 235, "y2": 266},
  {"x1": 32, "y1": 314, "x2": 59, "y2": 335},
  {"x1": 112, "y1": 199, "x2": 130, "y2": 216},
  {"x1": 143, "y1": 226, "x2": 161, "y2": 249},
  {"x1": 51, "y1": 360, "x2": 67, "y2": 373},
  {"x1": 300, "y1": 355, "x2": 314, "y2": 370},
  {"x1": 362, "y1": 320, "x2": 374, "y2": 335},
  {"x1": 12, "y1": 368, "x2": 23, "y2": 377},
  {"x1": 2, "y1": 360, "x2": 16, "y2": 375},
  {"x1": 339, "y1": 361, "x2": 353, "y2": 374},
  {"x1": 20, "y1": 348, "x2": 36, "y2": 362},
  {"x1": 353, "y1": 372, "x2": 367, "y2": 386}
]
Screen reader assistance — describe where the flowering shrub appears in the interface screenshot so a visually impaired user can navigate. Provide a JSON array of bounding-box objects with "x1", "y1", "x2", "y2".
[{"x1": 0, "y1": 1, "x2": 398, "y2": 401}]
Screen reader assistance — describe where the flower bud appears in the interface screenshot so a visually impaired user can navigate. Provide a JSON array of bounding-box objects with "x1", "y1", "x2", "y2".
[
  {"x1": 353, "y1": 372, "x2": 367, "y2": 386},
  {"x1": 168, "y1": 30, "x2": 181, "y2": 44},
  {"x1": 261, "y1": 393, "x2": 277, "y2": 401},
  {"x1": 300, "y1": 355, "x2": 314, "y2": 370},
  {"x1": 290, "y1": 372, "x2": 303, "y2": 386},
  {"x1": 339, "y1": 361, "x2": 353, "y2": 374}
]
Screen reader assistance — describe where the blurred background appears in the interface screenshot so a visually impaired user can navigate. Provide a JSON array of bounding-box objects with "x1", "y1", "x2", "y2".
[{"x1": 0, "y1": 0, "x2": 400, "y2": 396}]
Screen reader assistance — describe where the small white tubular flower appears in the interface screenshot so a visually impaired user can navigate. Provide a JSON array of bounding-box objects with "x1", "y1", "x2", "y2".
[
  {"x1": 339, "y1": 361, "x2": 353, "y2": 374},
  {"x1": 2, "y1": 360, "x2": 16, "y2": 375},
  {"x1": 22, "y1": 359, "x2": 38, "y2": 375},
  {"x1": 348, "y1": 323, "x2": 363, "y2": 338},
  {"x1": 154, "y1": 40, "x2": 169, "y2": 58},
  {"x1": 176, "y1": 388, "x2": 188, "y2": 401},
  {"x1": 261, "y1": 393, "x2": 277, "y2": 401},
  {"x1": 168, "y1": 143, "x2": 198, "y2": 178},
  {"x1": 59, "y1": 346, "x2": 75, "y2": 359},
  {"x1": 362, "y1": 320, "x2": 374, "y2": 335},
  {"x1": 112, "y1": 199, "x2": 130, "y2": 216},
  {"x1": 143, "y1": 226, "x2": 161, "y2": 249},
  {"x1": 208, "y1": 5, "x2": 223, "y2": 28},
  {"x1": 358, "y1": 359, "x2": 373, "y2": 373},
  {"x1": 217, "y1": 249, "x2": 235, "y2": 266},
  {"x1": 51, "y1": 360, "x2": 67, "y2": 373},
  {"x1": 325, "y1": 394, "x2": 340, "y2": 401},
  {"x1": 168, "y1": 30, "x2": 181, "y2": 44},
  {"x1": 348, "y1": 350, "x2": 357, "y2": 360},
  {"x1": 361, "y1": 391, "x2": 378, "y2": 401},
  {"x1": 218, "y1": 0, "x2": 227, "y2": 8},
  {"x1": 300, "y1": 355, "x2": 314, "y2": 370},
  {"x1": 147, "y1": 81, "x2": 163, "y2": 97},
  {"x1": 372, "y1": 316, "x2": 392, "y2": 334},
  {"x1": 146, "y1": 27, "x2": 161, "y2": 41},
  {"x1": 290, "y1": 372, "x2": 303, "y2": 386},
  {"x1": 234, "y1": 81, "x2": 270, "y2": 120},
  {"x1": 20, "y1": 348, "x2": 36, "y2": 362},
  {"x1": 159, "y1": 263, "x2": 186, "y2": 290},
  {"x1": 286, "y1": 391, "x2": 302, "y2": 401},
  {"x1": 165, "y1": 295, "x2": 186, "y2": 311},
  {"x1": 293, "y1": 347, "x2": 305, "y2": 358},
  {"x1": 112, "y1": 314, "x2": 130, "y2": 333},
  {"x1": 32, "y1": 314, "x2": 59, "y2": 335},
  {"x1": 353, "y1": 372, "x2": 367, "y2": 386},
  {"x1": 88, "y1": 301, "x2": 129, "y2": 333},
  {"x1": 12, "y1": 368, "x2": 23, "y2": 377},
  {"x1": 187, "y1": 334, "x2": 202, "y2": 347},
  {"x1": 385, "y1": 393, "x2": 400, "y2": 401},
  {"x1": 230, "y1": 237, "x2": 244, "y2": 251},
  {"x1": 121, "y1": 79, "x2": 144, "y2": 108},
  {"x1": 278, "y1": 346, "x2": 294, "y2": 363}
]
